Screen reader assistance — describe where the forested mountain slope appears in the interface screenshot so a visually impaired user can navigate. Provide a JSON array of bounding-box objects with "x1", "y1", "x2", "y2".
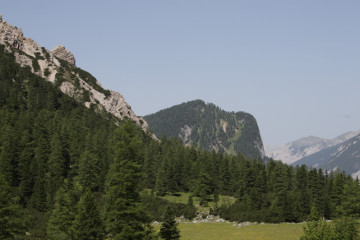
[
  {"x1": 0, "y1": 15, "x2": 149, "y2": 132},
  {"x1": 144, "y1": 100, "x2": 265, "y2": 159}
]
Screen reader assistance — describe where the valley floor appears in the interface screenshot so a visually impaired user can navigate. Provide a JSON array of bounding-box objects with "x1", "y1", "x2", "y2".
[{"x1": 155, "y1": 222, "x2": 305, "y2": 240}]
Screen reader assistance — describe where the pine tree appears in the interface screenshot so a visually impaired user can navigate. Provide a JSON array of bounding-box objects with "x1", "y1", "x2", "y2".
[
  {"x1": 47, "y1": 185, "x2": 76, "y2": 240},
  {"x1": 194, "y1": 169, "x2": 212, "y2": 206},
  {"x1": 0, "y1": 125, "x2": 19, "y2": 187},
  {"x1": 18, "y1": 130, "x2": 35, "y2": 206},
  {"x1": 73, "y1": 189, "x2": 104, "y2": 240},
  {"x1": 105, "y1": 121, "x2": 156, "y2": 239},
  {"x1": 219, "y1": 157, "x2": 230, "y2": 193},
  {"x1": 47, "y1": 133, "x2": 66, "y2": 207},
  {"x1": 30, "y1": 135, "x2": 49, "y2": 211},
  {"x1": 155, "y1": 157, "x2": 169, "y2": 196},
  {"x1": 339, "y1": 179, "x2": 360, "y2": 218},
  {"x1": 160, "y1": 206, "x2": 180, "y2": 240},
  {"x1": 78, "y1": 133, "x2": 104, "y2": 192},
  {"x1": 0, "y1": 174, "x2": 23, "y2": 239},
  {"x1": 78, "y1": 150, "x2": 101, "y2": 191},
  {"x1": 213, "y1": 189, "x2": 219, "y2": 213}
]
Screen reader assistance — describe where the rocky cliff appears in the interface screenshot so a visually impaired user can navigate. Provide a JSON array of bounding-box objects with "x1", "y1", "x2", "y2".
[
  {"x1": 0, "y1": 15, "x2": 149, "y2": 131},
  {"x1": 50, "y1": 45, "x2": 76, "y2": 66}
]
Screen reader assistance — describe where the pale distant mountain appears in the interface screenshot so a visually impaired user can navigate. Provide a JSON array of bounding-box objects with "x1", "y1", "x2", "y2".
[
  {"x1": 265, "y1": 130, "x2": 360, "y2": 164},
  {"x1": 293, "y1": 133, "x2": 360, "y2": 178}
]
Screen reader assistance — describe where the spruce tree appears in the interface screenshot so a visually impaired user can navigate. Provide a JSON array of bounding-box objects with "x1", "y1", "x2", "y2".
[
  {"x1": 160, "y1": 206, "x2": 180, "y2": 240},
  {"x1": 18, "y1": 130, "x2": 35, "y2": 206},
  {"x1": 0, "y1": 174, "x2": 23, "y2": 239},
  {"x1": 213, "y1": 189, "x2": 219, "y2": 213},
  {"x1": 78, "y1": 149, "x2": 101, "y2": 191},
  {"x1": 73, "y1": 189, "x2": 104, "y2": 240},
  {"x1": 47, "y1": 185, "x2": 76, "y2": 240},
  {"x1": 105, "y1": 121, "x2": 156, "y2": 239},
  {"x1": 30, "y1": 135, "x2": 49, "y2": 211},
  {"x1": 155, "y1": 163, "x2": 168, "y2": 196},
  {"x1": 47, "y1": 133, "x2": 66, "y2": 207}
]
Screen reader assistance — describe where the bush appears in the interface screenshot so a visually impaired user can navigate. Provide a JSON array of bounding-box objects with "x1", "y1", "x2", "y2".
[
  {"x1": 301, "y1": 208, "x2": 359, "y2": 240},
  {"x1": 44, "y1": 68, "x2": 50, "y2": 77},
  {"x1": 32, "y1": 59, "x2": 40, "y2": 72}
]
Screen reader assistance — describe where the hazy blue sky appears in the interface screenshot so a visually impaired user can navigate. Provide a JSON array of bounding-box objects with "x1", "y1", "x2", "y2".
[{"x1": 2, "y1": 0, "x2": 360, "y2": 145}]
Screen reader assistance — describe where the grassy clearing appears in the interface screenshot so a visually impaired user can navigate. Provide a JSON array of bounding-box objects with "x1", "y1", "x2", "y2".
[
  {"x1": 146, "y1": 190, "x2": 305, "y2": 239},
  {"x1": 141, "y1": 190, "x2": 236, "y2": 213},
  {"x1": 154, "y1": 222, "x2": 305, "y2": 240},
  {"x1": 159, "y1": 192, "x2": 236, "y2": 212},
  {"x1": 225, "y1": 124, "x2": 244, "y2": 155}
]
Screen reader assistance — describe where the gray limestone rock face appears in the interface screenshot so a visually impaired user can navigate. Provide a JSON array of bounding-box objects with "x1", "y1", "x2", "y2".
[
  {"x1": 50, "y1": 45, "x2": 76, "y2": 66},
  {"x1": 0, "y1": 14, "x2": 152, "y2": 136},
  {"x1": 0, "y1": 20, "x2": 25, "y2": 50}
]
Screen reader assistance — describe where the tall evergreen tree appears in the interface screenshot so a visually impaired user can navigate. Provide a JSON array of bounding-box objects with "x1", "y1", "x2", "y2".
[
  {"x1": 78, "y1": 147, "x2": 102, "y2": 191},
  {"x1": 0, "y1": 125, "x2": 19, "y2": 187},
  {"x1": 160, "y1": 206, "x2": 180, "y2": 240},
  {"x1": 47, "y1": 185, "x2": 76, "y2": 240},
  {"x1": 0, "y1": 174, "x2": 23, "y2": 239},
  {"x1": 47, "y1": 133, "x2": 66, "y2": 207},
  {"x1": 30, "y1": 135, "x2": 49, "y2": 211},
  {"x1": 18, "y1": 130, "x2": 35, "y2": 206},
  {"x1": 105, "y1": 121, "x2": 156, "y2": 239},
  {"x1": 73, "y1": 189, "x2": 104, "y2": 240}
]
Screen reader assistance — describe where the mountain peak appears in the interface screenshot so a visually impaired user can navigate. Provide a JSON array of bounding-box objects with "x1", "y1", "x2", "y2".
[
  {"x1": 50, "y1": 45, "x2": 76, "y2": 66},
  {"x1": 144, "y1": 100, "x2": 264, "y2": 159}
]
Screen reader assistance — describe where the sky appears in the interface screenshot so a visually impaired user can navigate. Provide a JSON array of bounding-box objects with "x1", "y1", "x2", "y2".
[{"x1": 2, "y1": 0, "x2": 360, "y2": 145}]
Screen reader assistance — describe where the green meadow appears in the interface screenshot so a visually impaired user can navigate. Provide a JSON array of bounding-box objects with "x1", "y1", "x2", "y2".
[
  {"x1": 152, "y1": 192, "x2": 305, "y2": 239},
  {"x1": 155, "y1": 222, "x2": 305, "y2": 240}
]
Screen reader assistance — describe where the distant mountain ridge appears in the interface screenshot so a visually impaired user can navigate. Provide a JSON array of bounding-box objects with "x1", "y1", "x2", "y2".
[
  {"x1": 265, "y1": 130, "x2": 360, "y2": 165},
  {"x1": 293, "y1": 133, "x2": 360, "y2": 178},
  {"x1": 144, "y1": 100, "x2": 264, "y2": 159}
]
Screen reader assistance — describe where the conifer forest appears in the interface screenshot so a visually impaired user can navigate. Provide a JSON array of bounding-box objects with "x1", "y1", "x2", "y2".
[{"x1": 1, "y1": 43, "x2": 360, "y2": 240}]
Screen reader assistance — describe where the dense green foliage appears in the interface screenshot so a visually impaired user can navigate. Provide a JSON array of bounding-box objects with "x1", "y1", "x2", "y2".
[
  {"x1": 0, "y1": 45, "x2": 154, "y2": 238},
  {"x1": 218, "y1": 162, "x2": 360, "y2": 223},
  {"x1": 73, "y1": 189, "x2": 105, "y2": 240},
  {"x1": 0, "y1": 173, "x2": 23, "y2": 239},
  {"x1": 160, "y1": 206, "x2": 181, "y2": 240},
  {"x1": 1, "y1": 43, "x2": 360, "y2": 239},
  {"x1": 144, "y1": 99, "x2": 264, "y2": 159},
  {"x1": 301, "y1": 207, "x2": 360, "y2": 240},
  {"x1": 141, "y1": 193, "x2": 197, "y2": 221}
]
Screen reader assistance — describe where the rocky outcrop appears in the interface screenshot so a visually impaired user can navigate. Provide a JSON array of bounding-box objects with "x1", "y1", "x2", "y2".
[
  {"x1": 50, "y1": 45, "x2": 76, "y2": 65},
  {"x1": 178, "y1": 125, "x2": 192, "y2": 146},
  {"x1": 0, "y1": 14, "x2": 150, "y2": 133},
  {"x1": 0, "y1": 18, "x2": 44, "y2": 59}
]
